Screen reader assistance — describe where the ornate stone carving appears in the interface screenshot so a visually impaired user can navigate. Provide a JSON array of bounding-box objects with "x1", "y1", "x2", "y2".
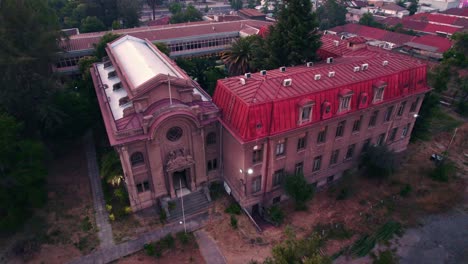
[{"x1": 166, "y1": 147, "x2": 194, "y2": 171}]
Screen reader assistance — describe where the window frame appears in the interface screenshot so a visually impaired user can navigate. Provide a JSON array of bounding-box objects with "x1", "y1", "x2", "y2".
[
  {"x1": 389, "y1": 127, "x2": 398, "y2": 141},
  {"x1": 369, "y1": 111, "x2": 379, "y2": 127},
  {"x1": 317, "y1": 126, "x2": 327, "y2": 144},
  {"x1": 295, "y1": 162, "x2": 304, "y2": 176},
  {"x1": 275, "y1": 141, "x2": 286, "y2": 156},
  {"x1": 352, "y1": 116, "x2": 362, "y2": 133},
  {"x1": 335, "y1": 121, "x2": 346, "y2": 138},
  {"x1": 252, "y1": 176, "x2": 262, "y2": 193},
  {"x1": 330, "y1": 149, "x2": 339, "y2": 165},
  {"x1": 313, "y1": 155, "x2": 322, "y2": 172},
  {"x1": 297, "y1": 136, "x2": 306, "y2": 151},
  {"x1": 299, "y1": 102, "x2": 315, "y2": 124},
  {"x1": 384, "y1": 106, "x2": 394, "y2": 122},
  {"x1": 130, "y1": 152, "x2": 144, "y2": 166},
  {"x1": 338, "y1": 95, "x2": 352, "y2": 113},
  {"x1": 397, "y1": 101, "x2": 406, "y2": 116},
  {"x1": 373, "y1": 85, "x2": 386, "y2": 103},
  {"x1": 252, "y1": 148, "x2": 263, "y2": 164},
  {"x1": 345, "y1": 144, "x2": 356, "y2": 160},
  {"x1": 376, "y1": 133, "x2": 386, "y2": 146},
  {"x1": 206, "y1": 132, "x2": 216, "y2": 145},
  {"x1": 273, "y1": 169, "x2": 285, "y2": 187}
]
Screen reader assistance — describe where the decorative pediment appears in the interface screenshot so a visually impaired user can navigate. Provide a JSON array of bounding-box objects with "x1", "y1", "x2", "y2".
[{"x1": 166, "y1": 148, "x2": 195, "y2": 172}]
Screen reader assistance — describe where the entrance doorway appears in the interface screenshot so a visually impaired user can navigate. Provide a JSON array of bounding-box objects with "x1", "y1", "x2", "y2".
[{"x1": 173, "y1": 169, "x2": 190, "y2": 197}]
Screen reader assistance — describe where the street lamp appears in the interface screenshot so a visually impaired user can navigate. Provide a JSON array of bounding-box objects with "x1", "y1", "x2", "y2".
[
  {"x1": 413, "y1": 114, "x2": 419, "y2": 118},
  {"x1": 239, "y1": 168, "x2": 253, "y2": 195}
]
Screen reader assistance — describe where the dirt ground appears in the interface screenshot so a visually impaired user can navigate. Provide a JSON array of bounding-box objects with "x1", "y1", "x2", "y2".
[
  {"x1": 1, "y1": 143, "x2": 98, "y2": 264},
  {"x1": 206, "y1": 121, "x2": 467, "y2": 263}
]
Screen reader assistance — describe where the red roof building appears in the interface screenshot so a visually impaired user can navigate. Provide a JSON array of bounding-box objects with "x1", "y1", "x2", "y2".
[
  {"x1": 440, "y1": 7, "x2": 468, "y2": 18},
  {"x1": 381, "y1": 16, "x2": 463, "y2": 36}
]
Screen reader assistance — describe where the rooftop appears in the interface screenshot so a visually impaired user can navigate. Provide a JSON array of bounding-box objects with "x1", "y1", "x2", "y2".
[
  {"x1": 328, "y1": 24, "x2": 416, "y2": 46},
  {"x1": 404, "y1": 34, "x2": 453, "y2": 53},
  {"x1": 238, "y1": 8, "x2": 266, "y2": 17},
  {"x1": 440, "y1": 7, "x2": 468, "y2": 18}
]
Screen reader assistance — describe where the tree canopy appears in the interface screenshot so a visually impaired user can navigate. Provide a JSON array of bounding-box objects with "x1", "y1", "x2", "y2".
[
  {"x1": 283, "y1": 173, "x2": 314, "y2": 210},
  {"x1": 169, "y1": 4, "x2": 203, "y2": 24},
  {"x1": 316, "y1": 0, "x2": 347, "y2": 30},
  {"x1": 360, "y1": 146, "x2": 397, "y2": 179},
  {"x1": 265, "y1": 0, "x2": 321, "y2": 67}
]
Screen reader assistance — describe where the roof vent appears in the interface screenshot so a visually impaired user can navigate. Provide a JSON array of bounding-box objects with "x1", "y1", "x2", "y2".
[
  {"x1": 283, "y1": 78, "x2": 292, "y2": 86},
  {"x1": 280, "y1": 66, "x2": 286, "y2": 72},
  {"x1": 245, "y1": 73, "x2": 251, "y2": 78},
  {"x1": 334, "y1": 40, "x2": 339, "y2": 46},
  {"x1": 306, "y1": 62, "x2": 314, "y2": 67},
  {"x1": 324, "y1": 30, "x2": 328, "y2": 35},
  {"x1": 104, "y1": 61, "x2": 112, "y2": 68},
  {"x1": 314, "y1": 74, "x2": 321, "y2": 81},
  {"x1": 353, "y1": 66, "x2": 360, "y2": 72},
  {"x1": 240, "y1": 78, "x2": 246, "y2": 85},
  {"x1": 328, "y1": 71, "x2": 335, "y2": 78},
  {"x1": 382, "y1": 60, "x2": 389, "y2": 66},
  {"x1": 108, "y1": 70, "x2": 117, "y2": 78},
  {"x1": 361, "y1": 63, "x2": 369, "y2": 70},
  {"x1": 260, "y1": 70, "x2": 267, "y2": 76},
  {"x1": 113, "y1": 82, "x2": 122, "y2": 90},
  {"x1": 326, "y1": 57, "x2": 333, "y2": 64},
  {"x1": 340, "y1": 35, "x2": 346, "y2": 40}
]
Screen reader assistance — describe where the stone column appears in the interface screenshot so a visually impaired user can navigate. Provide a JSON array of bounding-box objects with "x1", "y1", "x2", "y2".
[{"x1": 119, "y1": 146, "x2": 139, "y2": 210}]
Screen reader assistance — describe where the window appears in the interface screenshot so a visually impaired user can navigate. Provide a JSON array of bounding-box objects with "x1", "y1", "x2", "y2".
[
  {"x1": 136, "y1": 181, "x2": 150, "y2": 193},
  {"x1": 389, "y1": 127, "x2": 398, "y2": 141},
  {"x1": 273, "y1": 169, "x2": 285, "y2": 186},
  {"x1": 252, "y1": 176, "x2": 261, "y2": 193},
  {"x1": 397, "y1": 101, "x2": 406, "y2": 116},
  {"x1": 301, "y1": 105, "x2": 313, "y2": 123},
  {"x1": 119, "y1": 96, "x2": 130, "y2": 106},
  {"x1": 336, "y1": 121, "x2": 346, "y2": 138},
  {"x1": 330, "y1": 149, "x2": 339, "y2": 165},
  {"x1": 376, "y1": 133, "x2": 386, "y2": 146},
  {"x1": 352, "y1": 116, "x2": 362, "y2": 132},
  {"x1": 369, "y1": 111, "x2": 378, "y2": 127},
  {"x1": 373, "y1": 85, "x2": 386, "y2": 103},
  {"x1": 252, "y1": 148, "x2": 263, "y2": 163},
  {"x1": 206, "y1": 132, "x2": 216, "y2": 145},
  {"x1": 339, "y1": 96, "x2": 352, "y2": 112},
  {"x1": 108, "y1": 70, "x2": 117, "y2": 78},
  {"x1": 272, "y1": 196, "x2": 281, "y2": 204},
  {"x1": 402, "y1": 123, "x2": 410, "y2": 137},
  {"x1": 384, "y1": 106, "x2": 394, "y2": 122},
  {"x1": 113, "y1": 82, "x2": 123, "y2": 90},
  {"x1": 130, "y1": 152, "x2": 144, "y2": 166},
  {"x1": 327, "y1": 175, "x2": 334, "y2": 183},
  {"x1": 276, "y1": 141, "x2": 285, "y2": 156},
  {"x1": 410, "y1": 98, "x2": 420, "y2": 112},
  {"x1": 207, "y1": 159, "x2": 218, "y2": 172},
  {"x1": 313, "y1": 156, "x2": 322, "y2": 172},
  {"x1": 345, "y1": 144, "x2": 356, "y2": 159},
  {"x1": 295, "y1": 162, "x2": 303, "y2": 176},
  {"x1": 167, "y1": 126, "x2": 183, "y2": 141},
  {"x1": 297, "y1": 136, "x2": 306, "y2": 151},
  {"x1": 317, "y1": 126, "x2": 327, "y2": 143},
  {"x1": 362, "y1": 138, "x2": 371, "y2": 153}
]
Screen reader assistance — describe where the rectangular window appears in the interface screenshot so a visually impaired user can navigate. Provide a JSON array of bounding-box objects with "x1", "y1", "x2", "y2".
[
  {"x1": 301, "y1": 105, "x2": 312, "y2": 122},
  {"x1": 327, "y1": 175, "x2": 334, "y2": 183},
  {"x1": 362, "y1": 138, "x2": 371, "y2": 153},
  {"x1": 252, "y1": 148, "x2": 263, "y2": 163},
  {"x1": 377, "y1": 133, "x2": 386, "y2": 146},
  {"x1": 273, "y1": 169, "x2": 285, "y2": 186},
  {"x1": 369, "y1": 111, "x2": 378, "y2": 127},
  {"x1": 276, "y1": 141, "x2": 285, "y2": 156},
  {"x1": 207, "y1": 159, "x2": 218, "y2": 172},
  {"x1": 339, "y1": 96, "x2": 352, "y2": 112},
  {"x1": 389, "y1": 127, "x2": 398, "y2": 141},
  {"x1": 373, "y1": 86, "x2": 385, "y2": 102},
  {"x1": 295, "y1": 162, "x2": 303, "y2": 176},
  {"x1": 272, "y1": 196, "x2": 281, "y2": 204},
  {"x1": 384, "y1": 106, "x2": 394, "y2": 122},
  {"x1": 330, "y1": 149, "x2": 339, "y2": 165},
  {"x1": 137, "y1": 181, "x2": 149, "y2": 193},
  {"x1": 252, "y1": 176, "x2": 261, "y2": 193},
  {"x1": 297, "y1": 136, "x2": 306, "y2": 151},
  {"x1": 336, "y1": 121, "x2": 346, "y2": 138},
  {"x1": 397, "y1": 101, "x2": 406, "y2": 116},
  {"x1": 402, "y1": 123, "x2": 410, "y2": 137},
  {"x1": 410, "y1": 98, "x2": 420, "y2": 112},
  {"x1": 352, "y1": 116, "x2": 362, "y2": 132},
  {"x1": 317, "y1": 126, "x2": 327, "y2": 143},
  {"x1": 345, "y1": 144, "x2": 356, "y2": 159},
  {"x1": 313, "y1": 156, "x2": 322, "y2": 172}
]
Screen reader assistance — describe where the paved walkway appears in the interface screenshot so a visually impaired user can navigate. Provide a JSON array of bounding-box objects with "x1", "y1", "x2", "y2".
[
  {"x1": 68, "y1": 213, "x2": 208, "y2": 264},
  {"x1": 84, "y1": 132, "x2": 114, "y2": 249},
  {"x1": 195, "y1": 230, "x2": 227, "y2": 264}
]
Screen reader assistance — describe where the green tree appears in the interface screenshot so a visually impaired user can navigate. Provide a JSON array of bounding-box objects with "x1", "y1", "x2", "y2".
[
  {"x1": 248, "y1": 0, "x2": 256, "y2": 9},
  {"x1": 262, "y1": 0, "x2": 269, "y2": 14},
  {"x1": 359, "y1": 12, "x2": 382, "y2": 28},
  {"x1": 154, "y1": 42, "x2": 170, "y2": 56},
  {"x1": 0, "y1": 113, "x2": 47, "y2": 231},
  {"x1": 265, "y1": 0, "x2": 321, "y2": 67},
  {"x1": 147, "y1": 0, "x2": 163, "y2": 20},
  {"x1": 169, "y1": 2, "x2": 182, "y2": 14},
  {"x1": 175, "y1": 57, "x2": 226, "y2": 95},
  {"x1": 100, "y1": 151, "x2": 124, "y2": 187},
  {"x1": 221, "y1": 36, "x2": 257, "y2": 75},
  {"x1": 230, "y1": 0, "x2": 244, "y2": 11},
  {"x1": 117, "y1": 0, "x2": 140, "y2": 28},
  {"x1": 411, "y1": 93, "x2": 439, "y2": 141},
  {"x1": 360, "y1": 146, "x2": 397, "y2": 179},
  {"x1": 169, "y1": 4, "x2": 203, "y2": 24},
  {"x1": 94, "y1": 33, "x2": 121, "y2": 60},
  {"x1": 283, "y1": 173, "x2": 314, "y2": 210},
  {"x1": 407, "y1": 0, "x2": 418, "y2": 15},
  {"x1": 80, "y1": 16, "x2": 106, "y2": 33},
  {"x1": 316, "y1": 0, "x2": 347, "y2": 30}
]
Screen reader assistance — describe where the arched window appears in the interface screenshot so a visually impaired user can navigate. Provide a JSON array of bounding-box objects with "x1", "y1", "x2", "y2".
[
  {"x1": 130, "y1": 152, "x2": 144, "y2": 166},
  {"x1": 206, "y1": 132, "x2": 216, "y2": 145}
]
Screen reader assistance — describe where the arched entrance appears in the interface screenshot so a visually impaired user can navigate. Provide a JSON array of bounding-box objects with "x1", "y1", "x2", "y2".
[{"x1": 173, "y1": 169, "x2": 191, "y2": 197}]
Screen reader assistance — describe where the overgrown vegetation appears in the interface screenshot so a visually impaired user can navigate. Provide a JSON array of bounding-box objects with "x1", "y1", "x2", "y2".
[
  {"x1": 230, "y1": 215, "x2": 239, "y2": 229},
  {"x1": 265, "y1": 205, "x2": 285, "y2": 226},
  {"x1": 144, "y1": 232, "x2": 197, "y2": 259},
  {"x1": 225, "y1": 202, "x2": 242, "y2": 215},
  {"x1": 360, "y1": 146, "x2": 397, "y2": 179},
  {"x1": 208, "y1": 181, "x2": 225, "y2": 200},
  {"x1": 348, "y1": 221, "x2": 402, "y2": 257},
  {"x1": 372, "y1": 249, "x2": 398, "y2": 264},
  {"x1": 169, "y1": 3, "x2": 203, "y2": 24},
  {"x1": 314, "y1": 223, "x2": 353, "y2": 240},
  {"x1": 429, "y1": 160, "x2": 456, "y2": 182},
  {"x1": 284, "y1": 173, "x2": 314, "y2": 210}
]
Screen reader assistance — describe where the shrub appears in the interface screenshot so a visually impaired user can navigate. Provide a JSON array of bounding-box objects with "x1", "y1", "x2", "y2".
[
  {"x1": 144, "y1": 243, "x2": 155, "y2": 256},
  {"x1": 283, "y1": 173, "x2": 314, "y2": 210},
  {"x1": 266, "y1": 205, "x2": 284, "y2": 226},
  {"x1": 160, "y1": 234, "x2": 175, "y2": 249},
  {"x1": 177, "y1": 231, "x2": 192, "y2": 245},
  {"x1": 81, "y1": 216, "x2": 92, "y2": 231},
  {"x1": 124, "y1": 206, "x2": 132, "y2": 215},
  {"x1": 209, "y1": 182, "x2": 224, "y2": 200},
  {"x1": 108, "y1": 214, "x2": 115, "y2": 221},
  {"x1": 373, "y1": 250, "x2": 397, "y2": 264},
  {"x1": 225, "y1": 202, "x2": 242, "y2": 215},
  {"x1": 230, "y1": 215, "x2": 238, "y2": 229},
  {"x1": 429, "y1": 161, "x2": 456, "y2": 182},
  {"x1": 105, "y1": 204, "x2": 112, "y2": 212},
  {"x1": 159, "y1": 209, "x2": 167, "y2": 224},
  {"x1": 360, "y1": 146, "x2": 397, "y2": 179},
  {"x1": 113, "y1": 188, "x2": 126, "y2": 203},
  {"x1": 314, "y1": 223, "x2": 352, "y2": 240},
  {"x1": 399, "y1": 184, "x2": 412, "y2": 197}
]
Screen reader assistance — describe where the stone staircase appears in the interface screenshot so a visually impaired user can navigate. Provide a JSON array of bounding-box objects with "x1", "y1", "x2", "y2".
[{"x1": 167, "y1": 189, "x2": 212, "y2": 222}]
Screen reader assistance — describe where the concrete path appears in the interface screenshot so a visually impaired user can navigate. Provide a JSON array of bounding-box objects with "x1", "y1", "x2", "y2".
[
  {"x1": 195, "y1": 230, "x2": 227, "y2": 264},
  {"x1": 83, "y1": 132, "x2": 114, "y2": 249},
  {"x1": 67, "y1": 213, "x2": 208, "y2": 264}
]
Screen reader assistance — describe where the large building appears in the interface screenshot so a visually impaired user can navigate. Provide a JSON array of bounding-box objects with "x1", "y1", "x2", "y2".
[{"x1": 92, "y1": 34, "x2": 429, "y2": 215}]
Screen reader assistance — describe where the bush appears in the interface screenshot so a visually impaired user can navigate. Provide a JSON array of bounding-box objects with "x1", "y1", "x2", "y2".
[
  {"x1": 266, "y1": 205, "x2": 285, "y2": 226},
  {"x1": 144, "y1": 243, "x2": 155, "y2": 256},
  {"x1": 283, "y1": 173, "x2": 314, "y2": 210},
  {"x1": 124, "y1": 206, "x2": 132, "y2": 215},
  {"x1": 399, "y1": 184, "x2": 412, "y2": 197},
  {"x1": 177, "y1": 231, "x2": 192, "y2": 245},
  {"x1": 209, "y1": 182, "x2": 224, "y2": 200},
  {"x1": 109, "y1": 214, "x2": 115, "y2": 221},
  {"x1": 429, "y1": 161, "x2": 456, "y2": 182},
  {"x1": 225, "y1": 202, "x2": 242, "y2": 215},
  {"x1": 373, "y1": 250, "x2": 397, "y2": 264},
  {"x1": 106, "y1": 204, "x2": 112, "y2": 212},
  {"x1": 159, "y1": 210, "x2": 167, "y2": 224},
  {"x1": 230, "y1": 215, "x2": 238, "y2": 229},
  {"x1": 160, "y1": 234, "x2": 175, "y2": 249},
  {"x1": 81, "y1": 216, "x2": 92, "y2": 231},
  {"x1": 360, "y1": 146, "x2": 397, "y2": 179},
  {"x1": 314, "y1": 223, "x2": 352, "y2": 240},
  {"x1": 113, "y1": 188, "x2": 126, "y2": 203}
]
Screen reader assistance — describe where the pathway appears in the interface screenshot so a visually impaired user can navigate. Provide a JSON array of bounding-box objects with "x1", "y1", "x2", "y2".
[
  {"x1": 83, "y1": 131, "x2": 115, "y2": 249},
  {"x1": 68, "y1": 213, "x2": 208, "y2": 264},
  {"x1": 195, "y1": 230, "x2": 227, "y2": 264}
]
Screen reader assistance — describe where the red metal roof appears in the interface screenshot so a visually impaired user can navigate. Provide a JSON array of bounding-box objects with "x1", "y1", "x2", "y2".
[
  {"x1": 318, "y1": 34, "x2": 356, "y2": 57},
  {"x1": 213, "y1": 42, "x2": 429, "y2": 142},
  {"x1": 440, "y1": 7, "x2": 468, "y2": 18},
  {"x1": 408, "y1": 13, "x2": 459, "y2": 25},
  {"x1": 382, "y1": 17, "x2": 462, "y2": 35},
  {"x1": 328, "y1": 24, "x2": 416, "y2": 46},
  {"x1": 61, "y1": 20, "x2": 272, "y2": 52},
  {"x1": 407, "y1": 35, "x2": 453, "y2": 53},
  {"x1": 146, "y1": 16, "x2": 170, "y2": 26},
  {"x1": 239, "y1": 8, "x2": 265, "y2": 18}
]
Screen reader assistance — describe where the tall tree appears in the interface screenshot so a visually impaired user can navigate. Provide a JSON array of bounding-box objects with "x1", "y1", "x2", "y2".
[
  {"x1": 248, "y1": 0, "x2": 256, "y2": 9},
  {"x1": 230, "y1": 0, "x2": 243, "y2": 11},
  {"x1": 407, "y1": 0, "x2": 418, "y2": 15},
  {"x1": 316, "y1": 0, "x2": 347, "y2": 30},
  {"x1": 265, "y1": 0, "x2": 321, "y2": 67},
  {"x1": 117, "y1": 0, "x2": 141, "y2": 28},
  {"x1": 147, "y1": 0, "x2": 162, "y2": 20},
  {"x1": 359, "y1": 12, "x2": 382, "y2": 28},
  {"x1": 221, "y1": 36, "x2": 257, "y2": 75},
  {"x1": 283, "y1": 173, "x2": 314, "y2": 210},
  {"x1": 80, "y1": 16, "x2": 106, "y2": 33}
]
